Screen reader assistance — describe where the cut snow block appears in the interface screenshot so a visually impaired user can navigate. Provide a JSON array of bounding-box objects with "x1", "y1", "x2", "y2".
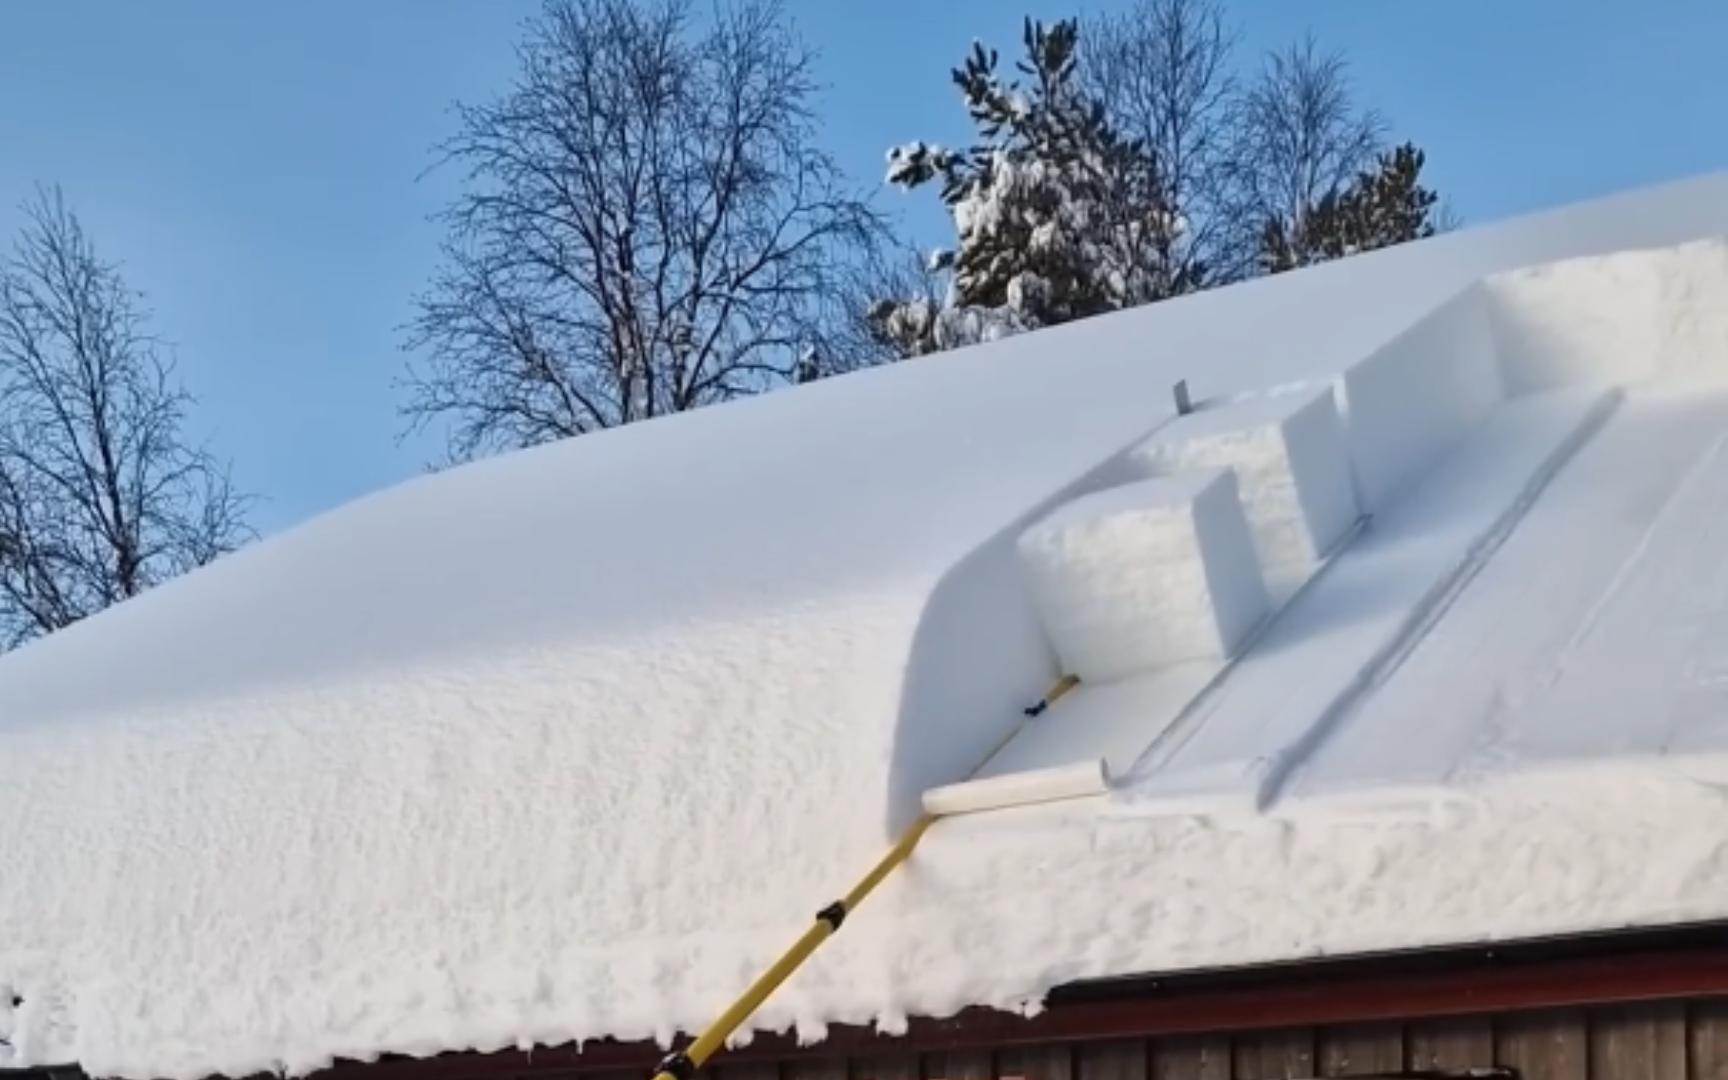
[
  {"x1": 1340, "y1": 287, "x2": 1502, "y2": 512},
  {"x1": 1127, "y1": 385, "x2": 1358, "y2": 595},
  {"x1": 1485, "y1": 238, "x2": 1728, "y2": 393},
  {"x1": 1017, "y1": 469, "x2": 1269, "y2": 684}
]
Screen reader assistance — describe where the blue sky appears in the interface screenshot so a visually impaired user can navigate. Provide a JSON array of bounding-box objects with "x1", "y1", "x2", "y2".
[{"x1": 2, "y1": 0, "x2": 1726, "y2": 532}]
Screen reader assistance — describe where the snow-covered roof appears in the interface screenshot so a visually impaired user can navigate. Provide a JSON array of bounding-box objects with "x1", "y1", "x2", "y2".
[{"x1": 8, "y1": 173, "x2": 1728, "y2": 1080}]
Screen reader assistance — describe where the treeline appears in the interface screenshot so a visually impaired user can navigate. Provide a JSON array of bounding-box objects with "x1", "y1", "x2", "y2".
[
  {"x1": 872, "y1": 14, "x2": 1437, "y2": 356},
  {"x1": 0, "y1": 0, "x2": 1442, "y2": 646},
  {"x1": 404, "y1": 0, "x2": 1442, "y2": 457}
]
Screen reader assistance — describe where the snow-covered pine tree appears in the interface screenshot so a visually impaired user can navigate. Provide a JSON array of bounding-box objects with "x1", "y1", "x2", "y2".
[
  {"x1": 1260, "y1": 143, "x2": 1440, "y2": 273},
  {"x1": 872, "y1": 19, "x2": 1187, "y2": 357}
]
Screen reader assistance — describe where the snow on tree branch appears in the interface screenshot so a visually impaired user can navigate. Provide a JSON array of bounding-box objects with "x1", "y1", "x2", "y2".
[{"x1": 871, "y1": 18, "x2": 1194, "y2": 358}]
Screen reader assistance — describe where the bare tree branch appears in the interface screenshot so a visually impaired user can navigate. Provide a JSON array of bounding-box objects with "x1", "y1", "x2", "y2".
[
  {"x1": 1083, "y1": 0, "x2": 1239, "y2": 287},
  {"x1": 402, "y1": 0, "x2": 885, "y2": 462},
  {"x1": 1234, "y1": 38, "x2": 1385, "y2": 271},
  {"x1": 0, "y1": 186, "x2": 252, "y2": 648}
]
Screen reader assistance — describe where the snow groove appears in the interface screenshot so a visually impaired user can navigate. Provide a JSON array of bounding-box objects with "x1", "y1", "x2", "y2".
[{"x1": 1256, "y1": 386, "x2": 1622, "y2": 807}]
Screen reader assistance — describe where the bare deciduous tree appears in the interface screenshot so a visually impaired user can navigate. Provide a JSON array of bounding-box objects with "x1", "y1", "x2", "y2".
[
  {"x1": 0, "y1": 188, "x2": 250, "y2": 647},
  {"x1": 404, "y1": 0, "x2": 884, "y2": 460},
  {"x1": 1083, "y1": 0, "x2": 1239, "y2": 285},
  {"x1": 1236, "y1": 39, "x2": 1385, "y2": 269}
]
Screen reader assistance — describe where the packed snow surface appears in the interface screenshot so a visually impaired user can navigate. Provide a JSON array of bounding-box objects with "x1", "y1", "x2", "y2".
[{"x1": 7, "y1": 174, "x2": 1728, "y2": 1080}]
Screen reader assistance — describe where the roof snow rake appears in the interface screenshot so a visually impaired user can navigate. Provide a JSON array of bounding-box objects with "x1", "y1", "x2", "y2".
[{"x1": 651, "y1": 673, "x2": 1093, "y2": 1080}]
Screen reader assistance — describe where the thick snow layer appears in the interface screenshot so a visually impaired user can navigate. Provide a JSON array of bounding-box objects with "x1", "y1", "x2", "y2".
[
  {"x1": 10, "y1": 175, "x2": 1728, "y2": 1080},
  {"x1": 1017, "y1": 470, "x2": 1267, "y2": 681},
  {"x1": 1485, "y1": 236, "x2": 1728, "y2": 392},
  {"x1": 1339, "y1": 286, "x2": 1504, "y2": 512}
]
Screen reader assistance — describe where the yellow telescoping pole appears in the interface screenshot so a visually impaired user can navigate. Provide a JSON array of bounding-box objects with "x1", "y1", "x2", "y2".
[
  {"x1": 650, "y1": 814, "x2": 935, "y2": 1080},
  {"x1": 650, "y1": 674, "x2": 1080, "y2": 1080}
]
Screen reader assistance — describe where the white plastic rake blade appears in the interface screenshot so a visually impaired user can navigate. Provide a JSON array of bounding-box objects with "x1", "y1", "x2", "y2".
[{"x1": 920, "y1": 758, "x2": 1110, "y2": 817}]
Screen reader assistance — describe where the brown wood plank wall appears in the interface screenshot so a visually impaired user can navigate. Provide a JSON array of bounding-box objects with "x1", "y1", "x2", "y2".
[{"x1": 635, "y1": 1003, "x2": 1728, "y2": 1080}]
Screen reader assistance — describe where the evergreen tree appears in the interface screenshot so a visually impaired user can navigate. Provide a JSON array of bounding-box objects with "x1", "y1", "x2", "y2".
[
  {"x1": 872, "y1": 19, "x2": 1187, "y2": 356},
  {"x1": 1343, "y1": 142, "x2": 1440, "y2": 250},
  {"x1": 1261, "y1": 143, "x2": 1439, "y2": 273}
]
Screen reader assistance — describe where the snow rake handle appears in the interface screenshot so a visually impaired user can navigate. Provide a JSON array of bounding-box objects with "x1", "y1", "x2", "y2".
[
  {"x1": 649, "y1": 812, "x2": 935, "y2": 1080},
  {"x1": 650, "y1": 674, "x2": 1081, "y2": 1080}
]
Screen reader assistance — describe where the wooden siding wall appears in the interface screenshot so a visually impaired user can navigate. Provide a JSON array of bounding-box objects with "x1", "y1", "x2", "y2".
[
  {"x1": 655, "y1": 1003, "x2": 1728, "y2": 1080},
  {"x1": 15, "y1": 998, "x2": 1728, "y2": 1080}
]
